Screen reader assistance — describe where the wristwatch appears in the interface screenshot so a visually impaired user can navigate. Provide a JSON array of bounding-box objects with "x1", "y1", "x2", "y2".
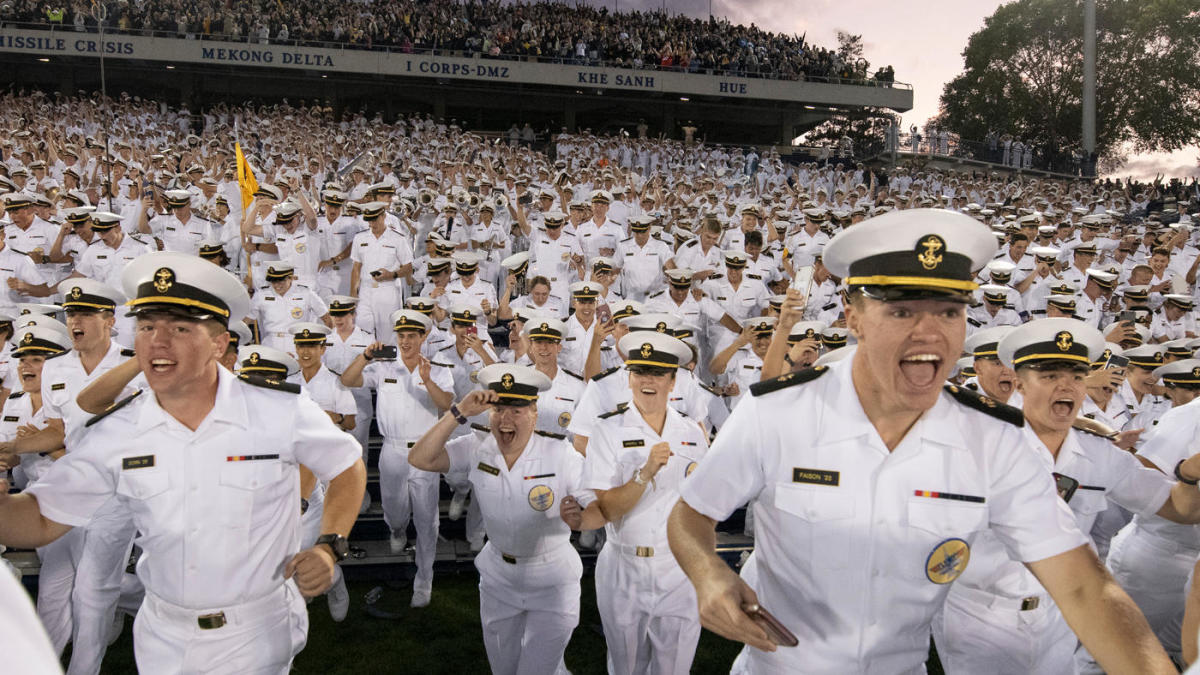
[
  {"x1": 315, "y1": 533, "x2": 350, "y2": 562},
  {"x1": 632, "y1": 469, "x2": 649, "y2": 486},
  {"x1": 1175, "y1": 459, "x2": 1198, "y2": 486},
  {"x1": 449, "y1": 404, "x2": 469, "y2": 425}
]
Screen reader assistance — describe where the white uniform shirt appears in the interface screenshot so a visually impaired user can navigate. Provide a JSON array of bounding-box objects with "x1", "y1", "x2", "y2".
[
  {"x1": 538, "y1": 367, "x2": 585, "y2": 435},
  {"x1": 582, "y1": 404, "x2": 709, "y2": 554},
  {"x1": 678, "y1": 358, "x2": 1088, "y2": 674},
  {"x1": 262, "y1": 222, "x2": 325, "y2": 287},
  {"x1": 25, "y1": 367, "x2": 361, "y2": 609},
  {"x1": 360, "y1": 357, "x2": 454, "y2": 440},
  {"x1": 298, "y1": 365, "x2": 356, "y2": 417},
  {"x1": 148, "y1": 212, "x2": 210, "y2": 255},
  {"x1": 323, "y1": 327, "x2": 374, "y2": 375},
  {"x1": 72, "y1": 233, "x2": 155, "y2": 289},
  {"x1": 249, "y1": 283, "x2": 328, "y2": 340},
  {"x1": 41, "y1": 341, "x2": 130, "y2": 449},
  {"x1": 615, "y1": 236, "x2": 672, "y2": 301},
  {"x1": 0, "y1": 564, "x2": 62, "y2": 675},
  {"x1": 1129, "y1": 398, "x2": 1200, "y2": 549},
  {"x1": 350, "y1": 228, "x2": 414, "y2": 293},
  {"x1": 1, "y1": 391, "x2": 54, "y2": 484},
  {"x1": 0, "y1": 247, "x2": 48, "y2": 313}
]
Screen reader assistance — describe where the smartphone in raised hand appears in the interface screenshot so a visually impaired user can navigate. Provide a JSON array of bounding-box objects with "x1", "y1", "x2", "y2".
[
  {"x1": 596, "y1": 301, "x2": 612, "y2": 326},
  {"x1": 742, "y1": 603, "x2": 798, "y2": 647}
]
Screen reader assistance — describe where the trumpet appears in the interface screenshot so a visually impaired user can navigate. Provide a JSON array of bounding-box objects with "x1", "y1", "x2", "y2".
[
  {"x1": 418, "y1": 189, "x2": 436, "y2": 206},
  {"x1": 454, "y1": 191, "x2": 470, "y2": 207},
  {"x1": 493, "y1": 194, "x2": 508, "y2": 210},
  {"x1": 468, "y1": 193, "x2": 482, "y2": 209}
]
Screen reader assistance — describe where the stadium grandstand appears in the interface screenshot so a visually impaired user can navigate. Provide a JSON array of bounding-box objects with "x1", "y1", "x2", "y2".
[{"x1": 2, "y1": 2, "x2": 1200, "y2": 674}]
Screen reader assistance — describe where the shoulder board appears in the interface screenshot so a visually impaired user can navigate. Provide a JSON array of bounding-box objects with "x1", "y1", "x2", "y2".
[
  {"x1": 470, "y1": 423, "x2": 491, "y2": 433},
  {"x1": 648, "y1": 290, "x2": 665, "y2": 298},
  {"x1": 561, "y1": 369, "x2": 584, "y2": 380},
  {"x1": 598, "y1": 402, "x2": 630, "y2": 419},
  {"x1": 943, "y1": 384, "x2": 1024, "y2": 427},
  {"x1": 1072, "y1": 416, "x2": 1118, "y2": 440},
  {"x1": 129, "y1": 234, "x2": 150, "y2": 244},
  {"x1": 684, "y1": 240, "x2": 698, "y2": 248},
  {"x1": 591, "y1": 365, "x2": 621, "y2": 382},
  {"x1": 438, "y1": 345, "x2": 455, "y2": 351},
  {"x1": 85, "y1": 389, "x2": 143, "y2": 428},
  {"x1": 619, "y1": 236, "x2": 632, "y2": 243},
  {"x1": 750, "y1": 365, "x2": 829, "y2": 396},
  {"x1": 431, "y1": 361, "x2": 453, "y2": 368},
  {"x1": 966, "y1": 317, "x2": 982, "y2": 327},
  {"x1": 535, "y1": 430, "x2": 567, "y2": 440},
  {"x1": 120, "y1": 348, "x2": 135, "y2": 357},
  {"x1": 699, "y1": 382, "x2": 723, "y2": 396},
  {"x1": 237, "y1": 373, "x2": 301, "y2": 394},
  {"x1": 8, "y1": 391, "x2": 24, "y2": 399}
]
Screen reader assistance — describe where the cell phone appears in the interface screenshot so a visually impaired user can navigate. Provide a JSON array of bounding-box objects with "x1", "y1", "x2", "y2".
[
  {"x1": 370, "y1": 270, "x2": 382, "y2": 278},
  {"x1": 373, "y1": 345, "x2": 397, "y2": 361},
  {"x1": 1104, "y1": 354, "x2": 1130, "y2": 370},
  {"x1": 1052, "y1": 472, "x2": 1079, "y2": 503},
  {"x1": 466, "y1": 324, "x2": 478, "y2": 336},
  {"x1": 1117, "y1": 310, "x2": 1136, "y2": 323},
  {"x1": 742, "y1": 603, "x2": 799, "y2": 647},
  {"x1": 596, "y1": 301, "x2": 612, "y2": 325},
  {"x1": 791, "y1": 264, "x2": 814, "y2": 296},
  {"x1": 519, "y1": 193, "x2": 533, "y2": 206}
]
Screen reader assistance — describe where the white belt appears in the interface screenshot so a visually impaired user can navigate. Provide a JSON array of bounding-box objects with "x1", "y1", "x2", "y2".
[
  {"x1": 615, "y1": 543, "x2": 661, "y2": 558},
  {"x1": 493, "y1": 540, "x2": 574, "y2": 565},
  {"x1": 953, "y1": 583, "x2": 1046, "y2": 612},
  {"x1": 144, "y1": 584, "x2": 290, "y2": 631}
]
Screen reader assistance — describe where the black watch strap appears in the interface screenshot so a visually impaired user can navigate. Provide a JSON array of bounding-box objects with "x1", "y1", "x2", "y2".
[
  {"x1": 316, "y1": 533, "x2": 350, "y2": 561},
  {"x1": 1176, "y1": 459, "x2": 1199, "y2": 486}
]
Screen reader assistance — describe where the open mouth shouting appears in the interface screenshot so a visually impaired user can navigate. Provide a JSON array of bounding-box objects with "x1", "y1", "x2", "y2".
[{"x1": 899, "y1": 352, "x2": 942, "y2": 389}]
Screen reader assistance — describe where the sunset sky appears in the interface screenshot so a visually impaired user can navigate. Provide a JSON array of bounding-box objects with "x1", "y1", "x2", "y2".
[{"x1": 573, "y1": 0, "x2": 1199, "y2": 180}]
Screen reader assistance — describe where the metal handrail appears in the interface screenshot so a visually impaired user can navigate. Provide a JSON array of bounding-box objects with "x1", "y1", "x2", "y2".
[{"x1": 0, "y1": 20, "x2": 910, "y2": 90}]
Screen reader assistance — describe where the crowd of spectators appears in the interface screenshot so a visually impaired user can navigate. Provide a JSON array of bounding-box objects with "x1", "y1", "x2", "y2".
[{"x1": 1, "y1": 0, "x2": 895, "y2": 83}]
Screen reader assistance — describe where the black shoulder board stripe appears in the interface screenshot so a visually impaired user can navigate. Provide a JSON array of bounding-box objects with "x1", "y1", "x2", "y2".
[
  {"x1": 535, "y1": 430, "x2": 567, "y2": 440},
  {"x1": 85, "y1": 389, "x2": 143, "y2": 427},
  {"x1": 750, "y1": 366, "x2": 829, "y2": 397},
  {"x1": 470, "y1": 423, "x2": 491, "y2": 433},
  {"x1": 598, "y1": 402, "x2": 630, "y2": 419},
  {"x1": 699, "y1": 382, "x2": 723, "y2": 396},
  {"x1": 237, "y1": 373, "x2": 301, "y2": 394},
  {"x1": 966, "y1": 317, "x2": 982, "y2": 327},
  {"x1": 8, "y1": 391, "x2": 24, "y2": 399},
  {"x1": 562, "y1": 369, "x2": 584, "y2": 380},
  {"x1": 120, "y1": 349, "x2": 136, "y2": 357},
  {"x1": 1072, "y1": 416, "x2": 1118, "y2": 440},
  {"x1": 591, "y1": 366, "x2": 621, "y2": 382},
  {"x1": 943, "y1": 384, "x2": 1024, "y2": 427}
]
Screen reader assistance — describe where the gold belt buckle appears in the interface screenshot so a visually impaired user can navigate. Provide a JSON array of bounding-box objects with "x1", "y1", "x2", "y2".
[
  {"x1": 1020, "y1": 597, "x2": 1040, "y2": 611},
  {"x1": 501, "y1": 553, "x2": 517, "y2": 565},
  {"x1": 197, "y1": 612, "x2": 227, "y2": 630},
  {"x1": 635, "y1": 546, "x2": 654, "y2": 558}
]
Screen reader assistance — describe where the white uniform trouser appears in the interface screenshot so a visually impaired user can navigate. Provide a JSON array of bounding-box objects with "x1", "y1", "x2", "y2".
[
  {"x1": 37, "y1": 527, "x2": 81, "y2": 655},
  {"x1": 477, "y1": 543, "x2": 581, "y2": 675},
  {"x1": 595, "y1": 544, "x2": 701, "y2": 675},
  {"x1": 134, "y1": 582, "x2": 307, "y2": 675},
  {"x1": 1106, "y1": 525, "x2": 1197, "y2": 662},
  {"x1": 379, "y1": 438, "x2": 438, "y2": 593},
  {"x1": 357, "y1": 285, "x2": 401, "y2": 342},
  {"x1": 932, "y1": 584, "x2": 1076, "y2": 675},
  {"x1": 349, "y1": 387, "x2": 374, "y2": 464},
  {"x1": 260, "y1": 333, "x2": 292, "y2": 354},
  {"x1": 444, "y1": 466, "x2": 485, "y2": 545},
  {"x1": 68, "y1": 496, "x2": 137, "y2": 675}
]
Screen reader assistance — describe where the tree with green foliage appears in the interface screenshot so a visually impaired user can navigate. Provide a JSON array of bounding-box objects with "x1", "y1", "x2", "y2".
[{"x1": 939, "y1": 0, "x2": 1200, "y2": 169}]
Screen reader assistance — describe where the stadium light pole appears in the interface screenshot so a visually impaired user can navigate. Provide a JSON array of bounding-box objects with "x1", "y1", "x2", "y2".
[{"x1": 1082, "y1": 0, "x2": 1096, "y2": 167}]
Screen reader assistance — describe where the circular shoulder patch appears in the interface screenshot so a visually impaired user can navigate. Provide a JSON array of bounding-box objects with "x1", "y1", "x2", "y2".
[
  {"x1": 557, "y1": 411, "x2": 572, "y2": 428},
  {"x1": 925, "y1": 538, "x2": 971, "y2": 584},
  {"x1": 685, "y1": 461, "x2": 698, "y2": 477},
  {"x1": 528, "y1": 484, "x2": 555, "y2": 512}
]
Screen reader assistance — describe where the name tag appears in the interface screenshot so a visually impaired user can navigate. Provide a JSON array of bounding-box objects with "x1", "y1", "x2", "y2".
[
  {"x1": 226, "y1": 454, "x2": 281, "y2": 462},
  {"x1": 477, "y1": 462, "x2": 500, "y2": 476},
  {"x1": 97, "y1": 255, "x2": 108, "y2": 259},
  {"x1": 122, "y1": 455, "x2": 156, "y2": 470},
  {"x1": 622, "y1": 439, "x2": 645, "y2": 448},
  {"x1": 793, "y1": 468, "x2": 840, "y2": 486},
  {"x1": 384, "y1": 378, "x2": 398, "y2": 384},
  {"x1": 3, "y1": 415, "x2": 19, "y2": 422},
  {"x1": 51, "y1": 383, "x2": 66, "y2": 391},
  {"x1": 264, "y1": 296, "x2": 275, "y2": 301}
]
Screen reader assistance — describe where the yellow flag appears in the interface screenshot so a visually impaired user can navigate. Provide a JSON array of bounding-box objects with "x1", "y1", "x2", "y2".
[{"x1": 234, "y1": 142, "x2": 258, "y2": 213}]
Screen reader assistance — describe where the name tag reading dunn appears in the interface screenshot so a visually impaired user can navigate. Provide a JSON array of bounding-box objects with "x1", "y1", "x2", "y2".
[{"x1": 793, "y1": 468, "x2": 839, "y2": 486}]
